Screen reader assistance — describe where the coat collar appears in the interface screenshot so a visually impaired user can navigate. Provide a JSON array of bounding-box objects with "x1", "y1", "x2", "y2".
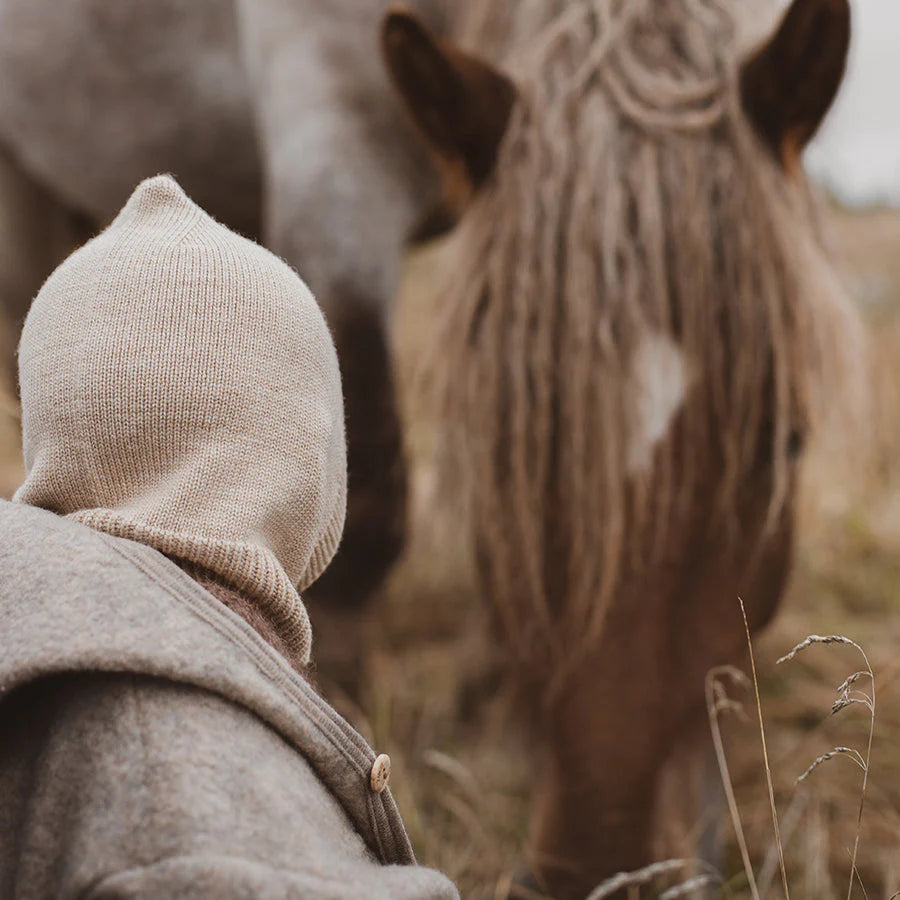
[{"x1": 0, "y1": 499, "x2": 413, "y2": 866}]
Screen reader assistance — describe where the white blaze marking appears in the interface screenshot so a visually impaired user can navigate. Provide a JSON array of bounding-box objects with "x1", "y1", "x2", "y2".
[{"x1": 626, "y1": 332, "x2": 691, "y2": 475}]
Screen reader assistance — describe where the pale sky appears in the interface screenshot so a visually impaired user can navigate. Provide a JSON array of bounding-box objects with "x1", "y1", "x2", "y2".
[{"x1": 805, "y1": 0, "x2": 900, "y2": 207}]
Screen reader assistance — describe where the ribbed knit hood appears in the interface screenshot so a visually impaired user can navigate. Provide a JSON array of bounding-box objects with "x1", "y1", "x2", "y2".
[{"x1": 14, "y1": 175, "x2": 347, "y2": 664}]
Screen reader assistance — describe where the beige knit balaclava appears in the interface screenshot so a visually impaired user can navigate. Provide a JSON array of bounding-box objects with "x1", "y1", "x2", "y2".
[{"x1": 15, "y1": 175, "x2": 346, "y2": 664}]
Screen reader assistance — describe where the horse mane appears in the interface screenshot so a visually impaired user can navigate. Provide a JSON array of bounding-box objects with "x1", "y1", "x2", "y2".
[{"x1": 426, "y1": 0, "x2": 862, "y2": 674}]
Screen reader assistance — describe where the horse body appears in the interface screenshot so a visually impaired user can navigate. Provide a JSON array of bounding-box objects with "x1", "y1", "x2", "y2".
[
  {"x1": 0, "y1": 0, "x2": 451, "y2": 283},
  {"x1": 0, "y1": 0, "x2": 448, "y2": 607},
  {"x1": 0, "y1": 0, "x2": 260, "y2": 233}
]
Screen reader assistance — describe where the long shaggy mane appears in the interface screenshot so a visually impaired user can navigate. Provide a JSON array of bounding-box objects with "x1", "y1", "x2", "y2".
[{"x1": 427, "y1": 0, "x2": 862, "y2": 675}]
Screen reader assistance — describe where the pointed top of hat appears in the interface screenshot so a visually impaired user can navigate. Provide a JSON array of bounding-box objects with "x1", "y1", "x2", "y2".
[{"x1": 112, "y1": 174, "x2": 204, "y2": 234}]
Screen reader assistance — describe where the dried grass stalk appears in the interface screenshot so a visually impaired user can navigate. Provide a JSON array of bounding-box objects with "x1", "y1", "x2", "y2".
[
  {"x1": 706, "y1": 663, "x2": 759, "y2": 900},
  {"x1": 740, "y1": 597, "x2": 790, "y2": 899},
  {"x1": 795, "y1": 747, "x2": 866, "y2": 784},
  {"x1": 585, "y1": 858, "x2": 714, "y2": 900},
  {"x1": 658, "y1": 874, "x2": 721, "y2": 899}
]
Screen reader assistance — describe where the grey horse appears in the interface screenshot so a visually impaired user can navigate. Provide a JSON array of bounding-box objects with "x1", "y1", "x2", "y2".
[{"x1": 0, "y1": 0, "x2": 451, "y2": 610}]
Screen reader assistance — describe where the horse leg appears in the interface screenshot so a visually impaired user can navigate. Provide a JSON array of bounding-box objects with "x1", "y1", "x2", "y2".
[
  {"x1": 236, "y1": 0, "x2": 442, "y2": 695},
  {"x1": 653, "y1": 716, "x2": 727, "y2": 894},
  {"x1": 0, "y1": 145, "x2": 90, "y2": 393},
  {"x1": 308, "y1": 294, "x2": 408, "y2": 607},
  {"x1": 302, "y1": 295, "x2": 407, "y2": 699},
  {"x1": 696, "y1": 742, "x2": 727, "y2": 893}
]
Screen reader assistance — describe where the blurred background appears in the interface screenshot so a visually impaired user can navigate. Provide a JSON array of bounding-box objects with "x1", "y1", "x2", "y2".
[
  {"x1": 808, "y1": 0, "x2": 900, "y2": 207},
  {"x1": 1, "y1": 1, "x2": 900, "y2": 897}
]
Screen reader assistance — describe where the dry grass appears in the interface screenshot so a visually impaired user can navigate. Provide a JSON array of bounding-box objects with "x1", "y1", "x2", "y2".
[
  {"x1": 2, "y1": 203, "x2": 900, "y2": 897},
  {"x1": 0, "y1": 366, "x2": 21, "y2": 498},
  {"x1": 383, "y1": 202, "x2": 900, "y2": 897},
  {"x1": 709, "y1": 627, "x2": 880, "y2": 900},
  {"x1": 713, "y1": 205, "x2": 900, "y2": 900}
]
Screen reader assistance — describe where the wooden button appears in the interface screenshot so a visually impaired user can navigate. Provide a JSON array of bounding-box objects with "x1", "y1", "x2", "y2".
[{"x1": 370, "y1": 753, "x2": 391, "y2": 793}]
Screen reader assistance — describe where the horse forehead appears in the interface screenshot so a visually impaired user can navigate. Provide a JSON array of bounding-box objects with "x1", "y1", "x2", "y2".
[{"x1": 626, "y1": 331, "x2": 692, "y2": 475}]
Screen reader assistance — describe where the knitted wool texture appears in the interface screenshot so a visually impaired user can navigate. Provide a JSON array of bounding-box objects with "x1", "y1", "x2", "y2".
[{"x1": 15, "y1": 175, "x2": 347, "y2": 664}]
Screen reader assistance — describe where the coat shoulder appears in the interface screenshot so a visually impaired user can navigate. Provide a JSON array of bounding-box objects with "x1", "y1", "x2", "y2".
[{"x1": 0, "y1": 672, "x2": 401, "y2": 898}]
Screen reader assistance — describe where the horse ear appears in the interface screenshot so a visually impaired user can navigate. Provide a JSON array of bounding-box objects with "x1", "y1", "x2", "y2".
[
  {"x1": 381, "y1": 8, "x2": 517, "y2": 191},
  {"x1": 740, "y1": 0, "x2": 850, "y2": 168}
]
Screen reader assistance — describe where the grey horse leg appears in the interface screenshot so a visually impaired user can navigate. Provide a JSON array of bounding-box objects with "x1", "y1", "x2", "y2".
[{"x1": 697, "y1": 741, "x2": 726, "y2": 897}]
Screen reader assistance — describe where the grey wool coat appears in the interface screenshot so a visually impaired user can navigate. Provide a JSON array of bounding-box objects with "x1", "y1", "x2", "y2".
[{"x1": 0, "y1": 500, "x2": 459, "y2": 900}]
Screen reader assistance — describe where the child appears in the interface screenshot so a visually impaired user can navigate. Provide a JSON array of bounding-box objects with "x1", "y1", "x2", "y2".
[{"x1": 0, "y1": 175, "x2": 457, "y2": 899}]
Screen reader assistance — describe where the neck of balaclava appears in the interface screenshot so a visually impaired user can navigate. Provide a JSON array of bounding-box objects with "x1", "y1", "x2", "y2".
[{"x1": 172, "y1": 558, "x2": 312, "y2": 678}]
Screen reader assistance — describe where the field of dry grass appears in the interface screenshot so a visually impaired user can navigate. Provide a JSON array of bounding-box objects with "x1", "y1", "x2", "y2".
[
  {"x1": 2, "y1": 204, "x2": 900, "y2": 898},
  {"x1": 382, "y1": 204, "x2": 900, "y2": 898}
]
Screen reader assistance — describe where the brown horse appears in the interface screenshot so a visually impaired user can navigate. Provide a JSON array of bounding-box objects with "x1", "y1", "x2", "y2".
[{"x1": 382, "y1": 0, "x2": 858, "y2": 894}]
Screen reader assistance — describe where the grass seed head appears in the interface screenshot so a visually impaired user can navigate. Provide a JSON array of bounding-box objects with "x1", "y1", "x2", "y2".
[
  {"x1": 777, "y1": 634, "x2": 860, "y2": 665},
  {"x1": 796, "y1": 747, "x2": 867, "y2": 785},
  {"x1": 585, "y1": 859, "x2": 707, "y2": 900}
]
